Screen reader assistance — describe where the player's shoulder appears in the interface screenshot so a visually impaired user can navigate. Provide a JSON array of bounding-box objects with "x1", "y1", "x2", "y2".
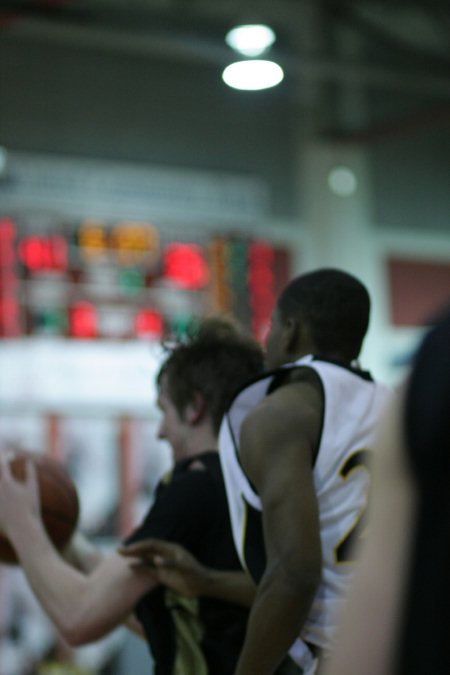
[
  {"x1": 264, "y1": 362, "x2": 324, "y2": 398},
  {"x1": 268, "y1": 364, "x2": 323, "y2": 410},
  {"x1": 242, "y1": 366, "x2": 323, "y2": 441},
  {"x1": 151, "y1": 455, "x2": 218, "y2": 517}
]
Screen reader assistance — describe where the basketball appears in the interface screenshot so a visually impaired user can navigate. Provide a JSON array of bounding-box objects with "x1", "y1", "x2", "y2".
[{"x1": 0, "y1": 451, "x2": 80, "y2": 565}]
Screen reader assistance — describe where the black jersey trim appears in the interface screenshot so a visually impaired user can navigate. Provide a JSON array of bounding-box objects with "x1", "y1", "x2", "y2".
[{"x1": 226, "y1": 409, "x2": 259, "y2": 495}]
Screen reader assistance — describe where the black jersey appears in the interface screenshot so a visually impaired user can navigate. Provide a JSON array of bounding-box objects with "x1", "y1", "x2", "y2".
[{"x1": 125, "y1": 451, "x2": 248, "y2": 675}]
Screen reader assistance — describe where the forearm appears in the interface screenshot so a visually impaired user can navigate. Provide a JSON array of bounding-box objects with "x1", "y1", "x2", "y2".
[
  {"x1": 235, "y1": 565, "x2": 318, "y2": 675},
  {"x1": 0, "y1": 460, "x2": 157, "y2": 646},
  {"x1": 63, "y1": 531, "x2": 105, "y2": 574},
  {"x1": 61, "y1": 533, "x2": 146, "y2": 641},
  {"x1": 6, "y1": 511, "x2": 155, "y2": 645},
  {"x1": 198, "y1": 568, "x2": 256, "y2": 607},
  {"x1": 64, "y1": 536, "x2": 148, "y2": 642},
  {"x1": 7, "y1": 513, "x2": 94, "y2": 642}
]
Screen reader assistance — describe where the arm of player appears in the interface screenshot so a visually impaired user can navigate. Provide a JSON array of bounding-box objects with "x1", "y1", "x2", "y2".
[
  {"x1": 120, "y1": 538, "x2": 257, "y2": 607},
  {"x1": 63, "y1": 531, "x2": 105, "y2": 573},
  {"x1": 234, "y1": 382, "x2": 323, "y2": 675},
  {"x1": 62, "y1": 531, "x2": 146, "y2": 640},
  {"x1": 0, "y1": 458, "x2": 157, "y2": 646}
]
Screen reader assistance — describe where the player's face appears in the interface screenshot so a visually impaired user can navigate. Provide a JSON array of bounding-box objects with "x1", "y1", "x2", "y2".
[
  {"x1": 156, "y1": 375, "x2": 190, "y2": 463},
  {"x1": 265, "y1": 308, "x2": 288, "y2": 370}
]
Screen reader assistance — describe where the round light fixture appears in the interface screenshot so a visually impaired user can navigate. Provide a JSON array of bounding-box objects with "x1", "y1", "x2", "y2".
[
  {"x1": 327, "y1": 166, "x2": 358, "y2": 196},
  {"x1": 222, "y1": 60, "x2": 284, "y2": 91},
  {"x1": 225, "y1": 24, "x2": 276, "y2": 57}
]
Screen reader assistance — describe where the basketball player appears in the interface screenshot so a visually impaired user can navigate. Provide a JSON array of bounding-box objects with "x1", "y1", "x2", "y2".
[
  {"x1": 122, "y1": 269, "x2": 392, "y2": 675},
  {"x1": 218, "y1": 268, "x2": 391, "y2": 675},
  {"x1": 0, "y1": 318, "x2": 263, "y2": 675},
  {"x1": 321, "y1": 302, "x2": 450, "y2": 675}
]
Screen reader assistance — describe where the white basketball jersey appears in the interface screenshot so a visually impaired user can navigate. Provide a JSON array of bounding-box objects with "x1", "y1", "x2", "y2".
[{"x1": 219, "y1": 355, "x2": 391, "y2": 674}]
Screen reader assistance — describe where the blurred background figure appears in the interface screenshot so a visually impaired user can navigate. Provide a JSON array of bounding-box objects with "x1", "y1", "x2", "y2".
[{"x1": 321, "y1": 301, "x2": 450, "y2": 675}]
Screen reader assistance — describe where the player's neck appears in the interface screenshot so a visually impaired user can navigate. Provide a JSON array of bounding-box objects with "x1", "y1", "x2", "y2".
[{"x1": 182, "y1": 424, "x2": 218, "y2": 459}]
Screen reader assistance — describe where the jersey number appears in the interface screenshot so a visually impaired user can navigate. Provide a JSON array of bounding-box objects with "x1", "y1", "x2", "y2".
[{"x1": 334, "y1": 449, "x2": 372, "y2": 564}]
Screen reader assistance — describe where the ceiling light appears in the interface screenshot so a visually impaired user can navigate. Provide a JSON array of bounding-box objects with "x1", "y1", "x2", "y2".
[
  {"x1": 225, "y1": 24, "x2": 276, "y2": 57},
  {"x1": 327, "y1": 167, "x2": 358, "y2": 196},
  {"x1": 222, "y1": 60, "x2": 284, "y2": 91}
]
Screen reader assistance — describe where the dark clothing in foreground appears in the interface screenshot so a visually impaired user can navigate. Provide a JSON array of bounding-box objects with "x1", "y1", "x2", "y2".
[
  {"x1": 126, "y1": 451, "x2": 248, "y2": 675},
  {"x1": 397, "y1": 304, "x2": 450, "y2": 675}
]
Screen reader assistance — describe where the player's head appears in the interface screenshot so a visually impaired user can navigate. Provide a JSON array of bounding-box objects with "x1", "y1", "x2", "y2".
[
  {"x1": 156, "y1": 316, "x2": 264, "y2": 459},
  {"x1": 266, "y1": 268, "x2": 371, "y2": 369}
]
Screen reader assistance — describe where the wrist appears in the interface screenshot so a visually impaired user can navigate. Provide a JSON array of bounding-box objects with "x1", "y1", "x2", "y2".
[
  {"x1": 6, "y1": 509, "x2": 46, "y2": 550},
  {"x1": 195, "y1": 564, "x2": 215, "y2": 596}
]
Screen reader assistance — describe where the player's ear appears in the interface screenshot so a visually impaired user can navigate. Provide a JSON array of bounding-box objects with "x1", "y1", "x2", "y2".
[
  {"x1": 284, "y1": 315, "x2": 313, "y2": 355},
  {"x1": 185, "y1": 391, "x2": 206, "y2": 425},
  {"x1": 282, "y1": 316, "x2": 301, "y2": 352}
]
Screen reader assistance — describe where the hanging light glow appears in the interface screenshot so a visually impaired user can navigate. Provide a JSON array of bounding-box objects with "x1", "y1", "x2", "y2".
[
  {"x1": 327, "y1": 166, "x2": 358, "y2": 196},
  {"x1": 222, "y1": 60, "x2": 284, "y2": 91},
  {"x1": 225, "y1": 24, "x2": 276, "y2": 57}
]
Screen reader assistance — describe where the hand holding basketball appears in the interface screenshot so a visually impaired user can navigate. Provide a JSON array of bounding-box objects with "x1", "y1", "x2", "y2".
[{"x1": 0, "y1": 451, "x2": 80, "y2": 565}]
